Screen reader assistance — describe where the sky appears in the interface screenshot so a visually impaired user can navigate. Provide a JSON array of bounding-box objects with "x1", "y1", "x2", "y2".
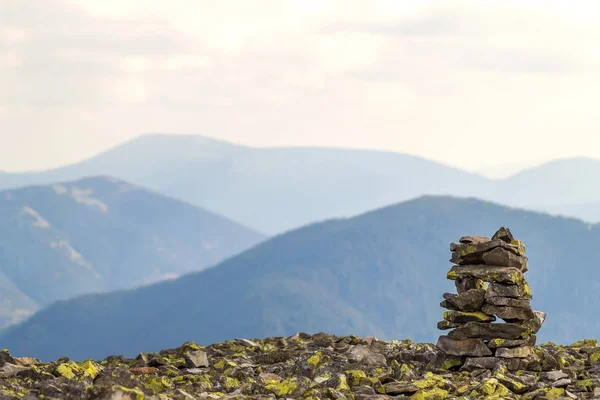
[{"x1": 2, "y1": 0, "x2": 600, "y2": 177}]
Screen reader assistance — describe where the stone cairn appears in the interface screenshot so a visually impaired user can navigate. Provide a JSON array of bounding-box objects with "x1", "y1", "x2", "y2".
[{"x1": 436, "y1": 227, "x2": 546, "y2": 371}]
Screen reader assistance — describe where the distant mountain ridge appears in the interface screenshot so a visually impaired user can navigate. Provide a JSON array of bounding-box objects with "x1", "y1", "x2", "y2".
[
  {"x1": 3, "y1": 195, "x2": 598, "y2": 361},
  {"x1": 1, "y1": 134, "x2": 600, "y2": 233},
  {"x1": 0, "y1": 176, "x2": 265, "y2": 328},
  {"x1": 0, "y1": 134, "x2": 491, "y2": 234}
]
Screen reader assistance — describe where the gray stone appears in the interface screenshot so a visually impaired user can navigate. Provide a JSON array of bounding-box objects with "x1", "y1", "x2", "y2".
[
  {"x1": 451, "y1": 239, "x2": 525, "y2": 263},
  {"x1": 174, "y1": 389, "x2": 196, "y2": 399},
  {"x1": 485, "y1": 296, "x2": 531, "y2": 308},
  {"x1": 486, "y1": 335, "x2": 536, "y2": 349},
  {"x1": 448, "y1": 322, "x2": 530, "y2": 340},
  {"x1": 354, "y1": 386, "x2": 376, "y2": 395},
  {"x1": 460, "y1": 357, "x2": 520, "y2": 371},
  {"x1": 184, "y1": 350, "x2": 209, "y2": 368},
  {"x1": 481, "y1": 303, "x2": 535, "y2": 321},
  {"x1": 486, "y1": 282, "x2": 532, "y2": 299},
  {"x1": 437, "y1": 320, "x2": 462, "y2": 330},
  {"x1": 458, "y1": 236, "x2": 491, "y2": 244},
  {"x1": 347, "y1": 345, "x2": 387, "y2": 366},
  {"x1": 436, "y1": 336, "x2": 492, "y2": 357},
  {"x1": 447, "y1": 265, "x2": 524, "y2": 285},
  {"x1": 235, "y1": 338, "x2": 260, "y2": 348},
  {"x1": 97, "y1": 388, "x2": 136, "y2": 400},
  {"x1": 496, "y1": 373, "x2": 530, "y2": 394},
  {"x1": 520, "y1": 310, "x2": 546, "y2": 334},
  {"x1": 455, "y1": 275, "x2": 485, "y2": 294},
  {"x1": 443, "y1": 311, "x2": 495, "y2": 323},
  {"x1": 134, "y1": 353, "x2": 148, "y2": 367},
  {"x1": 492, "y1": 227, "x2": 514, "y2": 243},
  {"x1": 565, "y1": 390, "x2": 578, "y2": 399},
  {"x1": 0, "y1": 363, "x2": 30, "y2": 378},
  {"x1": 538, "y1": 349, "x2": 559, "y2": 372},
  {"x1": 440, "y1": 299, "x2": 458, "y2": 311},
  {"x1": 382, "y1": 382, "x2": 418, "y2": 395},
  {"x1": 362, "y1": 336, "x2": 377, "y2": 346},
  {"x1": 442, "y1": 289, "x2": 486, "y2": 312},
  {"x1": 543, "y1": 370, "x2": 569, "y2": 381},
  {"x1": 186, "y1": 368, "x2": 206, "y2": 374},
  {"x1": 0, "y1": 351, "x2": 15, "y2": 368},
  {"x1": 553, "y1": 378, "x2": 572, "y2": 388},
  {"x1": 495, "y1": 346, "x2": 533, "y2": 358},
  {"x1": 481, "y1": 247, "x2": 528, "y2": 271}
]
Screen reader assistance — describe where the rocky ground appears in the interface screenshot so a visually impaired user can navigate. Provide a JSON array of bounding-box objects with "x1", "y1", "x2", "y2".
[{"x1": 2, "y1": 333, "x2": 600, "y2": 399}]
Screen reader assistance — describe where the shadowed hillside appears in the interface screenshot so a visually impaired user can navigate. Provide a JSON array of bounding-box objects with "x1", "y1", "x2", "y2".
[{"x1": 0, "y1": 177, "x2": 265, "y2": 328}]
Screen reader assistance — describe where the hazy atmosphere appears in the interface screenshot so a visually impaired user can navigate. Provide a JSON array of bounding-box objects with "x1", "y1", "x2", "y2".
[
  {"x1": 2, "y1": 0, "x2": 600, "y2": 177},
  {"x1": 4, "y1": 1, "x2": 600, "y2": 398}
]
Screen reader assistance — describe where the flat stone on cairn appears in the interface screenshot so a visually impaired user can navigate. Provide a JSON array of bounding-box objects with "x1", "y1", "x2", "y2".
[{"x1": 436, "y1": 227, "x2": 546, "y2": 371}]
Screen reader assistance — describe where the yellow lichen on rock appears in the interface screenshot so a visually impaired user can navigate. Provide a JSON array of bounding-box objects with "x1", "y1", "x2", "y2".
[
  {"x1": 412, "y1": 387, "x2": 448, "y2": 400},
  {"x1": 224, "y1": 377, "x2": 240, "y2": 390},
  {"x1": 345, "y1": 369, "x2": 367, "y2": 386},
  {"x1": 265, "y1": 378, "x2": 298, "y2": 396},
  {"x1": 307, "y1": 351, "x2": 322, "y2": 369},
  {"x1": 80, "y1": 359, "x2": 100, "y2": 379},
  {"x1": 146, "y1": 376, "x2": 171, "y2": 393}
]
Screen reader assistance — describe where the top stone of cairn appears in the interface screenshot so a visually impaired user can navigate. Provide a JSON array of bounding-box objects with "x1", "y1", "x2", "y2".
[{"x1": 450, "y1": 227, "x2": 528, "y2": 272}]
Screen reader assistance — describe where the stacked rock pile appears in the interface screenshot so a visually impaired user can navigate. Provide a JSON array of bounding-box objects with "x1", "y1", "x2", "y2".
[{"x1": 436, "y1": 227, "x2": 546, "y2": 371}]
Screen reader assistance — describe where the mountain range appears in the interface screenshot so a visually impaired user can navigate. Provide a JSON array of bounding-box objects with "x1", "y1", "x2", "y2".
[
  {"x1": 0, "y1": 176, "x2": 265, "y2": 329},
  {"x1": 3, "y1": 134, "x2": 600, "y2": 234},
  {"x1": 3, "y1": 195, "x2": 596, "y2": 361}
]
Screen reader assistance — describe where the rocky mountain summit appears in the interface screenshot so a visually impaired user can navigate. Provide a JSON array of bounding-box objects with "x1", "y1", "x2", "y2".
[
  {"x1": 438, "y1": 227, "x2": 547, "y2": 372},
  {"x1": 2, "y1": 333, "x2": 600, "y2": 399}
]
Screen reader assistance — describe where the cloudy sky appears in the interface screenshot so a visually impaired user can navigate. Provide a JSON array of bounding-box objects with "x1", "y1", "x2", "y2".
[{"x1": 1, "y1": 0, "x2": 600, "y2": 177}]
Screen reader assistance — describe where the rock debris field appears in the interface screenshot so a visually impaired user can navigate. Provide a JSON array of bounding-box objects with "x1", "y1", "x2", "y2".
[{"x1": 2, "y1": 227, "x2": 600, "y2": 399}]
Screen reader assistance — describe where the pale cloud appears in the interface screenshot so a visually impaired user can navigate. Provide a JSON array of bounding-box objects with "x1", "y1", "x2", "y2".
[{"x1": 1, "y1": 0, "x2": 600, "y2": 176}]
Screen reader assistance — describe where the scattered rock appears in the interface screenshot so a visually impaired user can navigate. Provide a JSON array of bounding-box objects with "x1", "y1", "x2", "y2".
[
  {"x1": 460, "y1": 357, "x2": 519, "y2": 371},
  {"x1": 495, "y1": 373, "x2": 530, "y2": 394},
  {"x1": 129, "y1": 367, "x2": 159, "y2": 375},
  {"x1": 543, "y1": 370, "x2": 569, "y2": 381},
  {"x1": 569, "y1": 338, "x2": 598, "y2": 349},
  {"x1": 235, "y1": 338, "x2": 260, "y2": 348},
  {"x1": 362, "y1": 336, "x2": 377, "y2": 346},
  {"x1": 0, "y1": 334, "x2": 598, "y2": 399},
  {"x1": 0, "y1": 363, "x2": 30, "y2": 377},
  {"x1": 346, "y1": 345, "x2": 387, "y2": 366},
  {"x1": 0, "y1": 350, "x2": 16, "y2": 368},
  {"x1": 553, "y1": 378, "x2": 572, "y2": 388},
  {"x1": 496, "y1": 346, "x2": 534, "y2": 358},
  {"x1": 184, "y1": 350, "x2": 209, "y2": 368},
  {"x1": 382, "y1": 381, "x2": 418, "y2": 395},
  {"x1": 436, "y1": 336, "x2": 492, "y2": 357}
]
